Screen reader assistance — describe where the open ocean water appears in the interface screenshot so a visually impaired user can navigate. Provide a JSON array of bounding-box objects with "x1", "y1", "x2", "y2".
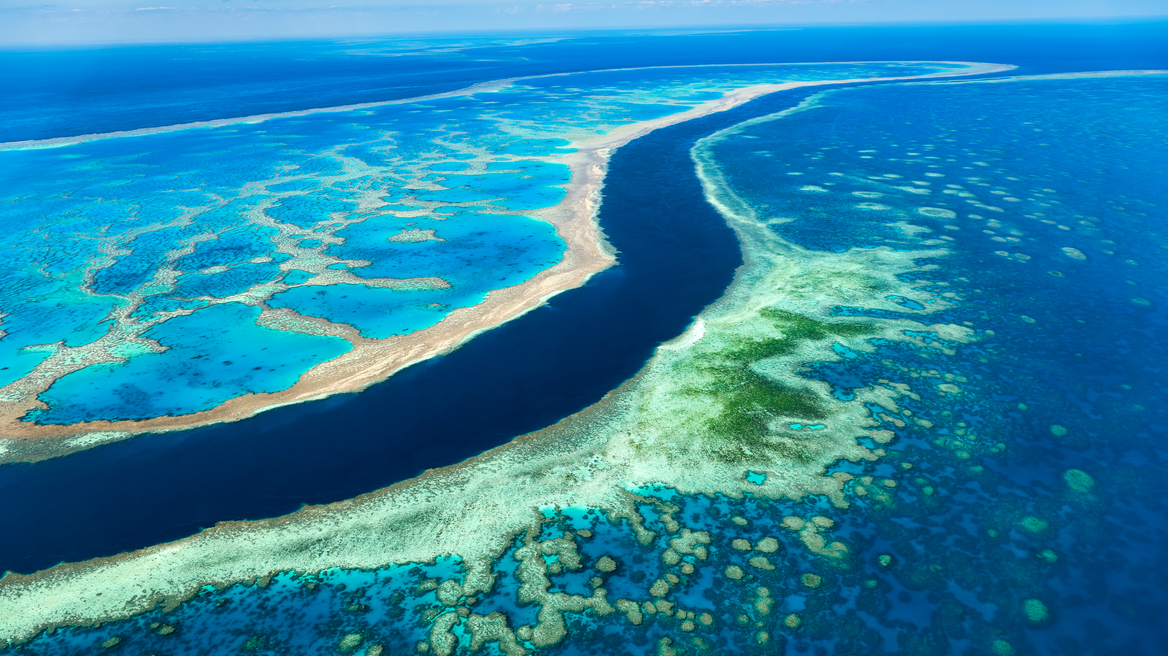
[{"x1": 2, "y1": 22, "x2": 1167, "y2": 656}]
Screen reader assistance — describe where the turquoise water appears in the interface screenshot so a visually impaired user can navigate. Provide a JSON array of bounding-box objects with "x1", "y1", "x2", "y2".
[
  {"x1": 0, "y1": 62, "x2": 949, "y2": 426},
  {"x1": 29, "y1": 304, "x2": 352, "y2": 423}
]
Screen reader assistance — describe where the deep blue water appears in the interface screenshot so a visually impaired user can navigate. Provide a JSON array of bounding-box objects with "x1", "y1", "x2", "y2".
[
  {"x1": 2, "y1": 26, "x2": 1168, "y2": 655},
  {"x1": 3, "y1": 22, "x2": 1167, "y2": 143}
]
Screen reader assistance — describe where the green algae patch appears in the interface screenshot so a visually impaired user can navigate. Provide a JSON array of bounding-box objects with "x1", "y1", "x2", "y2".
[
  {"x1": 1050, "y1": 425, "x2": 1069, "y2": 437},
  {"x1": 697, "y1": 311, "x2": 875, "y2": 460},
  {"x1": 704, "y1": 359, "x2": 825, "y2": 430},
  {"x1": 761, "y1": 308, "x2": 874, "y2": 342}
]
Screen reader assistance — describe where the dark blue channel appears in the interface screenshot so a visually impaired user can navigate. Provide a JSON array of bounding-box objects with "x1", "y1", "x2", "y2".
[{"x1": 0, "y1": 86, "x2": 834, "y2": 576}]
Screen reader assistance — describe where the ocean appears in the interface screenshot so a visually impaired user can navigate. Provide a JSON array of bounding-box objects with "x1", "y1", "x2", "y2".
[{"x1": 1, "y1": 22, "x2": 1167, "y2": 656}]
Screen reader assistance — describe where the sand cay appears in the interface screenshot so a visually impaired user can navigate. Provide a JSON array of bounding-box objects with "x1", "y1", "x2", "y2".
[{"x1": 0, "y1": 61, "x2": 1013, "y2": 465}]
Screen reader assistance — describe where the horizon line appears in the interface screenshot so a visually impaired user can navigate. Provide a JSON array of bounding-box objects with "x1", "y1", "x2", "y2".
[{"x1": 1, "y1": 15, "x2": 1166, "y2": 49}]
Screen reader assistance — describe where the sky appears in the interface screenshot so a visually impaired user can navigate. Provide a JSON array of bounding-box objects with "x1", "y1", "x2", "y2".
[{"x1": 1, "y1": 0, "x2": 1165, "y2": 44}]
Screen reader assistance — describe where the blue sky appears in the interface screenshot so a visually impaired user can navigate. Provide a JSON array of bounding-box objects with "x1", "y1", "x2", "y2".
[{"x1": 2, "y1": 0, "x2": 1165, "y2": 44}]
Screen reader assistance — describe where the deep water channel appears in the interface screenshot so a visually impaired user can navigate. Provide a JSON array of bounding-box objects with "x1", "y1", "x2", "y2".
[{"x1": 0, "y1": 87, "x2": 845, "y2": 575}]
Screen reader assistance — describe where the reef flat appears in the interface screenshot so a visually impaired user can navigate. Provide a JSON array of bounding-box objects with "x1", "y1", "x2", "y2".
[{"x1": 0, "y1": 61, "x2": 1006, "y2": 463}]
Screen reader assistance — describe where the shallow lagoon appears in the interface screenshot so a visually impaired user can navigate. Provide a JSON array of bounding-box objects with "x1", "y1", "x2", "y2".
[{"x1": 30, "y1": 303, "x2": 352, "y2": 423}]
